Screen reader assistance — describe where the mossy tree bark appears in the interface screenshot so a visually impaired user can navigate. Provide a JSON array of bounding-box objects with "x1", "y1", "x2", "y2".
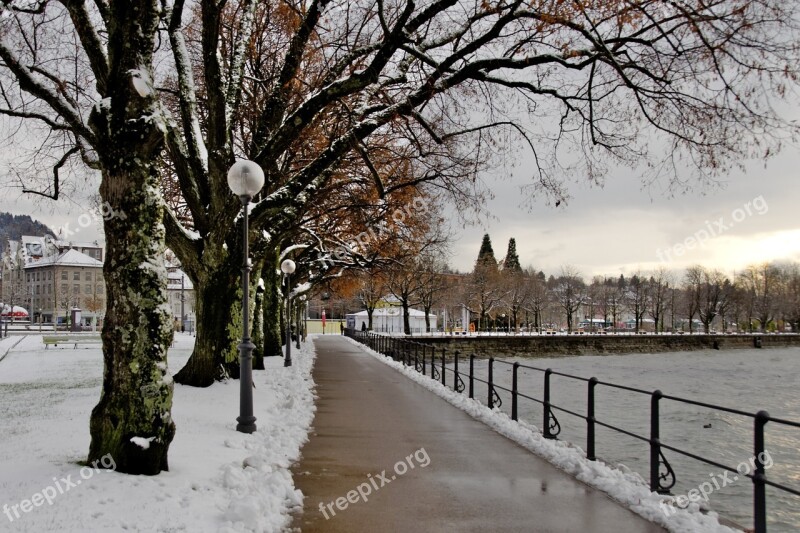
[
  {"x1": 173, "y1": 257, "x2": 259, "y2": 386},
  {"x1": 252, "y1": 277, "x2": 265, "y2": 370},
  {"x1": 88, "y1": 1, "x2": 175, "y2": 475},
  {"x1": 262, "y1": 252, "x2": 283, "y2": 358}
]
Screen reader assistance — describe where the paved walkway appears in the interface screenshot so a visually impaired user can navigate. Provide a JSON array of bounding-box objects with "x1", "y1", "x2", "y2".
[{"x1": 290, "y1": 336, "x2": 665, "y2": 532}]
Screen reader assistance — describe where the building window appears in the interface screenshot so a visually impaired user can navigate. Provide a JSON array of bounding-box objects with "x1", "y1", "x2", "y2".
[
  {"x1": 48, "y1": 271, "x2": 52, "y2": 280},
  {"x1": 73, "y1": 272, "x2": 80, "y2": 281},
  {"x1": 73, "y1": 284, "x2": 80, "y2": 294},
  {"x1": 61, "y1": 271, "x2": 67, "y2": 280},
  {"x1": 97, "y1": 284, "x2": 104, "y2": 294},
  {"x1": 85, "y1": 272, "x2": 92, "y2": 281},
  {"x1": 85, "y1": 284, "x2": 91, "y2": 294},
  {"x1": 35, "y1": 286, "x2": 40, "y2": 295}
]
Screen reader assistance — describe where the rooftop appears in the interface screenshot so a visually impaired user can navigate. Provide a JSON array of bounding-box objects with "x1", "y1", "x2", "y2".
[{"x1": 24, "y1": 249, "x2": 103, "y2": 269}]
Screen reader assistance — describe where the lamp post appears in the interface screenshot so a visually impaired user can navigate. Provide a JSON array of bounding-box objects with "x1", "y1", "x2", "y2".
[
  {"x1": 227, "y1": 159, "x2": 265, "y2": 434},
  {"x1": 38, "y1": 307, "x2": 42, "y2": 333},
  {"x1": 281, "y1": 259, "x2": 296, "y2": 367},
  {"x1": 180, "y1": 272, "x2": 185, "y2": 333}
]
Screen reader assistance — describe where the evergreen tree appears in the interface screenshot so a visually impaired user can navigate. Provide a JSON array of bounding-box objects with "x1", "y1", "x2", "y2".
[
  {"x1": 476, "y1": 234, "x2": 497, "y2": 269},
  {"x1": 503, "y1": 238, "x2": 522, "y2": 272}
]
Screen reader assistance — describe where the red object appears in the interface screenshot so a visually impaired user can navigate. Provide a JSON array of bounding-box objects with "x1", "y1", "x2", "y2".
[
  {"x1": 1, "y1": 305, "x2": 29, "y2": 318},
  {"x1": 321, "y1": 309, "x2": 326, "y2": 327}
]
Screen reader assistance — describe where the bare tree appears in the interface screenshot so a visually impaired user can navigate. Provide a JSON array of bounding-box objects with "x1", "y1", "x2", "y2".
[
  {"x1": 738, "y1": 262, "x2": 781, "y2": 331},
  {"x1": 625, "y1": 272, "x2": 649, "y2": 332},
  {"x1": 647, "y1": 268, "x2": 672, "y2": 333},
  {"x1": 697, "y1": 268, "x2": 729, "y2": 333},
  {"x1": 683, "y1": 266, "x2": 704, "y2": 333},
  {"x1": 550, "y1": 266, "x2": 586, "y2": 333},
  {"x1": 417, "y1": 257, "x2": 451, "y2": 334},
  {"x1": 524, "y1": 269, "x2": 548, "y2": 332},
  {"x1": 357, "y1": 271, "x2": 387, "y2": 332},
  {"x1": 467, "y1": 260, "x2": 505, "y2": 332}
]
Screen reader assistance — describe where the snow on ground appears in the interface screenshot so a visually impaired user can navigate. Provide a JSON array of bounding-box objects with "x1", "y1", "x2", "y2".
[
  {"x1": 343, "y1": 336, "x2": 737, "y2": 533},
  {"x1": 0, "y1": 333, "x2": 317, "y2": 532}
]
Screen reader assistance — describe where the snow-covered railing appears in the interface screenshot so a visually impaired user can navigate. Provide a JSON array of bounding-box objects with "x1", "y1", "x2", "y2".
[{"x1": 346, "y1": 329, "x2": 800, "y2": 533}]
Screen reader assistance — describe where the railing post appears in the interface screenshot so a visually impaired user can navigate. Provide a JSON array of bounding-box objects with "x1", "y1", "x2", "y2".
[
  {"x1": 469, "y1": 355, "x2": 474, "y2": 399},
  {"x1": 754, "y1": 410, "x2": 770, "y2": 533},
  {"x1": 488, "y1": 357, "x2": 495, "y2": 408},
  {"x1": 543, "y1": 369, "x2": 554, "y2": 439},
  {"x1": 511, "y1": 362, "x2": 519, "y2": 421},
  {"x1": 650, "y1": 390, "x2": 662, "y2": 492},
  {"x1": 441, "y1": 348, "x2": 446, "y2": 387},
  {"x1": 454, "y1": 351, "x2": 460, "y2": 392},
  {"x1": 587, "y1": 377, "x2": 598, "y2": 461}
]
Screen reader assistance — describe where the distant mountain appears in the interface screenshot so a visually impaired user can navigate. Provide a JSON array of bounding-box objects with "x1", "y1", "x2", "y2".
[{"x1": 0, "y1": 212, "x2": 56, "y2": 252}]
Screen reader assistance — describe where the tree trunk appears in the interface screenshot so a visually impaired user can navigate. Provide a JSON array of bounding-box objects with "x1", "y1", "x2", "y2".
[
  {"x1": 88, "y1": 5, "x2": 176, "y2": 474},
  {"x1": 251, "y1": 278, "x2": 265, "y2": 370},
  {"x1": 402, "y1": 301, "x2": 411, "y2": 335},
  {"x1": 262, "y1": 256, "x2": 283, "y2": 357},
  {"x1": 173, "y1": 262, "x2": 244, "y2": 386},
  {"x1": 89, "y1": 169, "x2": 175, "y2": 475}
]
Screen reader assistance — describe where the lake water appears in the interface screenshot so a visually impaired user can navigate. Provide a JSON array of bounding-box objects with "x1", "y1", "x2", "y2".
[{"x1": 458, "y1": 347, "x2": 800, "y2": 531}]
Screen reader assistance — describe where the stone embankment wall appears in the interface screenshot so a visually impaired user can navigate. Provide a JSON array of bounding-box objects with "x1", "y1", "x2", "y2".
[{"x1": 412, "y1": 334, "x2": 800, "y2": 359}]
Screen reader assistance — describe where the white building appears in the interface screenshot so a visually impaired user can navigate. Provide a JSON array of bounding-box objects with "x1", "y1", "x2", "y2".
[
  {"x1": 167, "y1": 269, "x2": 195, "y2": 332},
  {"x1": 347, "y1": 307, "x2": 437, "y2": 334}
]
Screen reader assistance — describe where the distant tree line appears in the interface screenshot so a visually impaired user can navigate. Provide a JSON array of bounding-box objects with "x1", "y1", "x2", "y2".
[{"x1": 345, "y1": 234, "x2": 800, "y2": 335}]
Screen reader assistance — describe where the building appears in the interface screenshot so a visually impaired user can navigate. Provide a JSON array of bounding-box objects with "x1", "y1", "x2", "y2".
[
  {"x1": 24, "y1": 248, "x2": 105, "y2": 326},
  {"x1": 167, "y1": 268, "x2": 196, "y2": 332},
  {"x1": 2, "y1": 235, "x2": 198, "y2": 330},
  {"x1": 346, "y1": 307, "x2": 437, "y2": 334}
]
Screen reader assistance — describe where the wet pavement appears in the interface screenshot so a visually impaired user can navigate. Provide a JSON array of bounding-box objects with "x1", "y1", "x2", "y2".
[{"x1": 290, "y1": 336, "x2": 665, "y2": 532}]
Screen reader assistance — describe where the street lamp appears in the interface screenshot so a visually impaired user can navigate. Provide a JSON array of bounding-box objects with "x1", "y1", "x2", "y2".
[
  {"x1": 281, "y1": 259, "x2": 296, "y2": 367},
  {"x1": 227, "y1": 159, "x2": 264, "y2": 434},
  {"x1": 180, "y1": 272, "x2": 185, "y2": 333},
  {"x1": 38, "y1": 307, "x2": 42, "y2": 333}
]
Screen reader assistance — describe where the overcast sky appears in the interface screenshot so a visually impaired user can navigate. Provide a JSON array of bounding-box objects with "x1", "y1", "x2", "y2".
[
  {"x1": 446, "y1": 147, "x2": 800, "y2": 279},
  {"x1": 2, "y1": 142, "x2": 798, "y2": 282}
]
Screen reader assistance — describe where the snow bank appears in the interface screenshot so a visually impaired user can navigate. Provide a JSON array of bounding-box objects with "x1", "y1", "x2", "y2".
[
  {"x1": 0, "y1": 333, "x2": 318, "y2": 532},
  {"x1": 343, "y1": 337, "x2": 736, "y2": 533}
]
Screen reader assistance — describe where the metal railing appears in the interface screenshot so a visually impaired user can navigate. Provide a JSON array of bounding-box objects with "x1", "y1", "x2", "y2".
[{"x1": 346, "y1": 329, "x2": 800, "y2": 533}]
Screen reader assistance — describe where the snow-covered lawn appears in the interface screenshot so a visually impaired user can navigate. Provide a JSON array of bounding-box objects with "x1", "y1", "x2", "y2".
[
  {"x1": 343, "y1": 336, "x2": 737, "y2": 533},
  {"x1": 0, "y1": 333, "x2": 317, "y2": 532}
]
